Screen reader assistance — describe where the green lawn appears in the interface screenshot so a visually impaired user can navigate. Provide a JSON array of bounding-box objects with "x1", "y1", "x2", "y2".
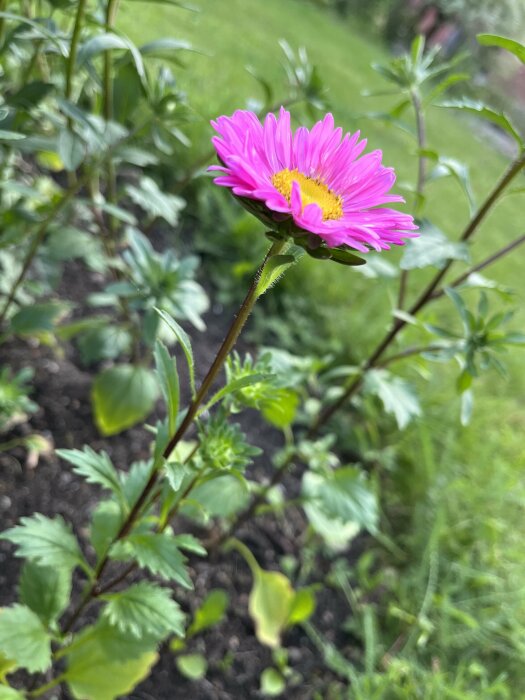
[{"x1": 120, "y1": 1, "x2": 525, "y2": 685}]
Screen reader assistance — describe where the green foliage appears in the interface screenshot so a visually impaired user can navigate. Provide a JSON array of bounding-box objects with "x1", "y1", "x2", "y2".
[
  {"x1": 101, "y1": 582, "x2": 185, "y2": 639},
  {"x1": 111, "y1": 532, "x2": 193, "y2": 588},
  {"x1": 364, "y1": 370, "x2": 422, "y2": 429},
  {"x1": 187, "y1": 589, "x2": 229, "y2": 637},
  {"x1": 57, "y1": 447, "x2": 122, "y2": 497},
  {"x1": 176, "y1": 653, "x2": 207, "y2": 680},
  {"x1": 1, "y1": 514, "x2": 85, "y2": 573},
  {"x1": 91, "y1": 364, "x2": 159, "y2": 435},
  {"x1": 64, "y1": 623, "x2": 158, "y2": 700},
  {"x1": 0, "y1": 367, "x2": 36, "y2": 431},
  {"x1": 0, "y1": 605, "x2": 51, "y2": 673},
  {"x1": 19, "y1": 561, "x2": 71, "y2": 628},
  {"x1": 198, "y1": 412, "x2": 261, "y2": 472}
]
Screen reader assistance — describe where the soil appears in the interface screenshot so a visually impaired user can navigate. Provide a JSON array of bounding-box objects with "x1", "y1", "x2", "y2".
[{"x1": 0, "y1": 240, "x2": 357, "y2": 699}]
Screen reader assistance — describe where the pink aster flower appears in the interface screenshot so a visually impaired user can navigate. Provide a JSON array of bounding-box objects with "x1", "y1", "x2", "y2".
[{"x1": 209, "y1": 108, "x2": 417, "y2": 253}]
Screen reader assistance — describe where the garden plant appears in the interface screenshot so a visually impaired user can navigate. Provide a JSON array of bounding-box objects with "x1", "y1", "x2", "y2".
[{"x1": 0, "y1": 1, "x2": 524, "y2": 698}]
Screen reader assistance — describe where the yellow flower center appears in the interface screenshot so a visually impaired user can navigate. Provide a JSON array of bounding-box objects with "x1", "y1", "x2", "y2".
[{"x1": 271, "y1": 168, "x2": 343, "y2": 221}]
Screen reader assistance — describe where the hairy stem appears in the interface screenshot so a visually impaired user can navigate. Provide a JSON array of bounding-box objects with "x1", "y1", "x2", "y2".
[{"x1": 60, "y1": 238, "x2": 286, "y2": 632}]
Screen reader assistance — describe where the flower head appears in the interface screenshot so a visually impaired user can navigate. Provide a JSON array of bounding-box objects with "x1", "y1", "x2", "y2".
[{"x1": 210, "y1": 108, "x2": 417, "y2": 253}]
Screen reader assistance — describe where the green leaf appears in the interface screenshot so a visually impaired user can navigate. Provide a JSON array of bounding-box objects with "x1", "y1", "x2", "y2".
[
  {"x1": 92, "y1": 364, "x2": 159, "y2": 435},
  {"x1": 287, "y1": 588, "x2": 316, "y2": 625},
  {"x1": 0, "y1": 605, "x2": 51, "y2": 673},
  {"x1": 188, "y1": 589, "x2": 229, "y2": 637},
  {"x1": 11, "y1": 302, "x2": 69, "y2": 335},
  {"x1": 176, "y1": 653, "x2": 207, "y2": 681},
  {"x1": 57, "y1": 446, "x2": 122, "y2": 497},
  {"x1": 400, "y1": 222, "x2": 469, "y2": 270},
  {"x1": 154, "y1": 341, "x2": 180, "y2": 434},
  {"x1": 256, "y1": 254, "x2": 296, "y2": 297},
  {"x1": 77, "y1": 325, "x2": 131, "y2": 364},
  {"x1": 1, "y1": 513, "x2": 83, "y2": 572},
  {"x1": 260, "y1": 668, "x2": 286, "y2": 696},
  {"x1": 261, "y1": 388, "x2": 299, "y2": 428},
  {"x1": 326, "y1": 247, "x2": 366, "y2": 266},
  {"x1": 250, "y1": 570, "x2": 294, "y2": 648},
  {"x1": 305, "y1": 467, "x2": 378, "y2": 535},
  {"x1": 477, "y1": 33, "x2": 525, "y2": 63},
  {"x1": 437, "y1": 99, "x2": 523, "y2": 148},
  {"x1": 19, "y1": 561, "x2": 71, "y2": 626},
  {"x1": 111, "y1": 533, "x2": 192, "y2": 588},
  {"x1": 65, "y1": 625, "x2": 158, "y2": 700},
  {"x1": 125, "y1": 177, "x2": 185, "y2": 226},
  {"x1": 101, "y1": 582, "x2": 185, "y2": 639},
  {"x1": 58, "y1": 129, "x2": 85, "y2": 171},
  {"x1": 77, "y1": 32, "x2": 146, "y2": 83},
  {"x1": 155, "y1": 308, "x2": 195, "y2": 396},
  {"x1": 365, "y1": 369, "x2": 421, "y2": 429},
  {"x1": 0, "y1": 688, "x2": 26, "y2": 700},
  {"x1": 173, "y1": 533, "x2": 206, "y2": 556},
  {"x1": 164, "y1": 461, "x2": 187, "y2": 493},
  {"x1": 188, "y1": 474, "x2": 249, "y2": 519},
  {"x1": 90, "y1": 500, "x2": 122, "y2": 559}
]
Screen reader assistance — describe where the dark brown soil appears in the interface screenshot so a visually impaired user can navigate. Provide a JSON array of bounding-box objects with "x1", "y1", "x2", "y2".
[{"x1": 0, "y1": 251, "x2": 356, "y2": 699}]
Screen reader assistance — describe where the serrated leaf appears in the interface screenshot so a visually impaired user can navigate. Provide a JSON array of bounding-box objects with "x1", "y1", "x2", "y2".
[
  {"x1": 188, "y1": 589, "x2": 229, "y2": 637},
  {"x1": 438, "y1": 99, "x2": 523, "y2": 147},
  {"x1": 154, "y1": 341, "x2": 180, "y2": 434},
  {"x1": 400, "y1": 222, "x2": 469, "y2": 270},
  {"x1": 173, "y1": 533, "x2": 206, "y2": 556},
  {"x1": 1, "y1": 514, "x2": 83, "y2": 572},
  {"x1": 92, "y1": 364, "x2": 159, "y2": 435},
  {"x1": 57, "y1": 446, "x2": 122, "y2": 497},
  {"x1": 155, "y1": 308, "x2": 195, "y2": 396},
  {"x1": 102, "y1": 582, "x2": 185, "y2": 639},
  {"x1": 0, "y1": 605, "x2": 51, "y2": 673},
  {"x1": 19, "y1": 561, "x2": 71, "y2": 626},
  {"x1": 364, "y1": 369, "x2": 421, "y2": 429},
  {"x1": 306, "y1": 467, "x2": 378, "y2": 535},
  {"x1": 65, "y1": 624, "x2": 157, "y2": 700},
  {"x1": 111, "y1": 533, "x2": 192, "y2": 588}
]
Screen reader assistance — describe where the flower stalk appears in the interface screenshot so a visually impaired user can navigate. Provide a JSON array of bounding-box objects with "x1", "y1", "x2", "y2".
[{"x1": 60, "y1": 237, "x2": 287, "y2": 632}]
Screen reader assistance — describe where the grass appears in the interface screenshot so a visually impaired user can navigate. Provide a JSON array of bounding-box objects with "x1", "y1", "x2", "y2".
[{"x1": 120, "y1": 0, "x2": 525, "y2": 690}]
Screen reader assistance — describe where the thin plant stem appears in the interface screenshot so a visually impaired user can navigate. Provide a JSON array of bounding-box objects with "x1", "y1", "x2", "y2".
[
  {"x1": 29, "y1": 674, "x2": 67, "y2": 698},
  {"x1": 0, "y1": 179, "x2": 85, "y2": 326},
  {"x1": 60, "y1": 238, "x2": 286, "y2": 632},
  {"x1": 65, "y1": 0, "x2": 87, "y2": 107},
  {"x1": 312, "y1": 149, "x2": 525, "y2": 432},
  {"x1": 219, "y1": 153, "x2": 525, "y2": 544},
  {"x1": 397, "y1": 88, "x2": 426, "y2": 310},
  {"x1": 429, "y1": 232, "x2": 525, "y2": 301},
  {"x1": 103, "y1": 0, "x2": 120, "y2": 242}
]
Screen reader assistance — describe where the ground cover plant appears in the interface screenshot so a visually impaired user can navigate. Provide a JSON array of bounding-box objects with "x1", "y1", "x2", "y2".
[{"x1": 1, "y1": 0, "x2": 525, "y2": 698}]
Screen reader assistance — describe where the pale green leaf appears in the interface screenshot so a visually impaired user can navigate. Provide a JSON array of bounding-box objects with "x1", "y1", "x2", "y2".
[
  {"x1": 155, "y1": 308, "x2": 195, "y2": 396},
  {"x1": 188, "y1": 589, "x2": 229, "y2": 637},
  {"x1": 0, "y1": 605, "x2": 51, "y2": 673},
  {"x1": 92, "y1": 364, "x2": 159, "y2": 435},
  {"x1": 364, "y1": 369, "x2": 422, "y2": 429},
  {"x1": 176, "y1": 653, "x2": 207, "y2": 680},
  {"x1": 154, "y1": 340, "x2": 180, "y2": 434}
]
